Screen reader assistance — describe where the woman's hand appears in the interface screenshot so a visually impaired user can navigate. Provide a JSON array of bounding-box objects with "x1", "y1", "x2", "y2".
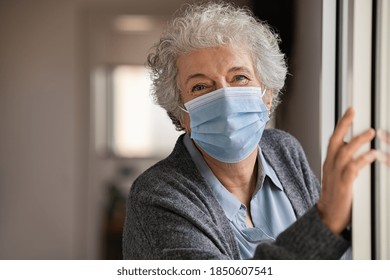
[{"x1": 317, "y1": 107, "x2": 377, "y2": 234}]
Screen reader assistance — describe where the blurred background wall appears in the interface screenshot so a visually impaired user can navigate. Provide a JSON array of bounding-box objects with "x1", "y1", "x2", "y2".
[{"x1": 0, "y1": 0, "x2": 323, "y2": 259}]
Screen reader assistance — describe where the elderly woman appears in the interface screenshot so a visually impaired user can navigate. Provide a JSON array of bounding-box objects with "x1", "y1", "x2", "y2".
[{"x1": 122, "y1": 3, "x2": 376, "y2": 259}]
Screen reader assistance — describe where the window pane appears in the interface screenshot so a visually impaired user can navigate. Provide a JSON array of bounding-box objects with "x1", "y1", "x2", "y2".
[
  {"x1": 112, "y1": 65, "x2": 180, "y2": 158},
  {"x1": 93, "y1": 65, "x2": 180, "y2": 158}
]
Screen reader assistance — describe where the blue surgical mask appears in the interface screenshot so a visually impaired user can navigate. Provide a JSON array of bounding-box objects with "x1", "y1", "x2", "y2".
[{"x1": 182, "y1": 87, "x2": 269, "y2": 163}]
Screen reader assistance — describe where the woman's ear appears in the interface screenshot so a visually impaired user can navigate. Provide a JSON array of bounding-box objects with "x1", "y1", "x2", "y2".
[
  {"x1": 265, "y1": 90, "x2": 272, "y2": 110},
  {"x1": 266, "y1": 100, "x2": 272, "y2": 110},
  {"x1": 179, "y1": 114, "x2": 191, "y2": 134}
]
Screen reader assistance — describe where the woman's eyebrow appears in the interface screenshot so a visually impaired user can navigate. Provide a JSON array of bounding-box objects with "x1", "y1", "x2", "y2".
[
  {"x1": 184, "y1": 66, "x2": 253, "y2": 86},
  {"x1": 228, "y1": 66, "x2": 252, "y2": 74},
  {"x1": 185, "y1": 73, "x2": 208, "y2": 85}
]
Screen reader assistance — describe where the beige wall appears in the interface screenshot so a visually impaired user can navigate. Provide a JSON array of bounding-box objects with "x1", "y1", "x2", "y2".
[{"x1": 0, "y1": 0, "x2": 82, "y2": 259}]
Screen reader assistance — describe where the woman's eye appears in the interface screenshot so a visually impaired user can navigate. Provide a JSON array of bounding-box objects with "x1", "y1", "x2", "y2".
[
  {"x1": 191, "y1": 84, "x2": 207, "y2": 92},
  {"x1": 232, "y1": 75, "x2": 249, "y2": 85},
  {"x1": 234, "y1": 75, "x2": 248, "y2": 82}
]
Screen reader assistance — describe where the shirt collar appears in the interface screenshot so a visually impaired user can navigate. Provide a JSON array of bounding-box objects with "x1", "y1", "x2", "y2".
[
  {"x1": 258, "y1": 146, "x2": 283, "y2": 191},
  {"x1": 183, "y1": 134, "x2": 283, "y2": 221}
]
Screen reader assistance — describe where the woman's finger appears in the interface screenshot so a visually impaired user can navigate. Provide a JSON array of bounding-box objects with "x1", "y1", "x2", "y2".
[
  {"x1": 326, "y1": 108, "x2": 355, "y2": 159},
  {"x1": 335, "y1": 128, "x2": 375, "y2": 167},
  {"x1": 342, "y1": 149, "x2": 377, "y2": 182}
]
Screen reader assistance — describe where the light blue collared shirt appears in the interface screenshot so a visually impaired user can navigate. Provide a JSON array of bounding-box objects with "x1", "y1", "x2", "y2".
[{"x1": 183, "y1": 134, "x2": 296, "y2": 259}]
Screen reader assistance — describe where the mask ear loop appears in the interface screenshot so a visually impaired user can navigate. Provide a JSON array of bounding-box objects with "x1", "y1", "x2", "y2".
[
  {"x1": 261, "y1": 87, "x2": 272, "y2": 116},
  {"x1": 261, "y1": 87, "x2": 267, "y2": 98},
  {"x1": 178, "y1": 104, "x2": 189, "y2": 113}
]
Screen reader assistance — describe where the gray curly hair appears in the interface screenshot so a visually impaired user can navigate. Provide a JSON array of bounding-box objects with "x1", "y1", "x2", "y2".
[{"x1": 147, "y1": 2, "x2": 288, "y2": 131}]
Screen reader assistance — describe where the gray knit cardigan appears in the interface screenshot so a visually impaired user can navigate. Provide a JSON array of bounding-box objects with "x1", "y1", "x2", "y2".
[{"x1": 122, "y1": 129, "x2": 350, "y2": 259}]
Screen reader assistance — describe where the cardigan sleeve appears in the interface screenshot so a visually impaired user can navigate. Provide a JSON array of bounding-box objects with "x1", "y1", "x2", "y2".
[
  {"x1": 255, "y1": 129, "x2": 350, "y2": 259},
  {"x1": 253, "y1": 206, "x2": 350, "y2": 259}
]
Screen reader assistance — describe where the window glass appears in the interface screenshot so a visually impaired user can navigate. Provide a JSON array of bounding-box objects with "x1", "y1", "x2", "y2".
[{"x1": 93, "y1": 65, "x2": 180, "y2": 158}]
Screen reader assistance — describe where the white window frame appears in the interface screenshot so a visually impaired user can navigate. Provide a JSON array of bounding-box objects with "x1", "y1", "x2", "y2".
[
  {"x1": 339, "y1": 0, "x2": 373, "y2": 260},
  {"x1": 375, "y1": 0, "x2": 390, "y2": 260}
]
